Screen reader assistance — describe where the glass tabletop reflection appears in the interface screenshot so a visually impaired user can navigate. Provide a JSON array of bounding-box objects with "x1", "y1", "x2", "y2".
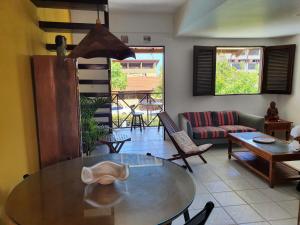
[{"x1": 5, "y1": 154, "x2": 195, "y2": 225}]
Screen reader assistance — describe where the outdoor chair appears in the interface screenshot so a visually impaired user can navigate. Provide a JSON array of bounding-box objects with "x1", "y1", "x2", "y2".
[
  {"x1": 184, "y1": 202, "x2": 214, "y2": 225},
  {"x1": 158, "y1": 112, "x2": 212, "y2": 173},
  {"x1": 130, "y1": 105, "x2": 145, "y2": 131}
]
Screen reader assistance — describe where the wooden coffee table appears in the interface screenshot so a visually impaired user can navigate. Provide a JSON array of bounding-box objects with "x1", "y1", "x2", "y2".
[{"x1": 228, "y1": 132, "x2": 300, "y2": 188}]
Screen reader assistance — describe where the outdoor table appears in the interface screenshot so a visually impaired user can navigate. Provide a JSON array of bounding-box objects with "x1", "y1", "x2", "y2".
[
  {"x1": 99, "y1": 133, "x2": 131, "y2": 153},
  {"x1": 5, "y1": 154, "x2": 195, "y2": 225}
]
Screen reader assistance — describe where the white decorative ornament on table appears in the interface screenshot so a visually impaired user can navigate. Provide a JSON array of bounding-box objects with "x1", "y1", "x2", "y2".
[
  {"x1": 290, "y1": 125, "x2": 300, "y2": 138},
  {"x1": 289, "y1": 140, "x2": 300, "y2": 152},
  {"x1": 81, "y1": 161, "x2": 129, "y2": 185}
]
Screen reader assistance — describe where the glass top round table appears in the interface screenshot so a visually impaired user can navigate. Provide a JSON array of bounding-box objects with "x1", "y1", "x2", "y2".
[{"x1": 5, "y1": 154, "x2": 195, "y2": 225}]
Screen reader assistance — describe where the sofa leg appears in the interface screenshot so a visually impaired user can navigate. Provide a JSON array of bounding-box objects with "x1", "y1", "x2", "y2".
[{"x1": 199, "y1": 155, "x2": 207, "y2": 163}]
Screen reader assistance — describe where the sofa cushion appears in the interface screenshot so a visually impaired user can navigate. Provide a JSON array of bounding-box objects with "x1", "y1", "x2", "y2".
[
  {"x1": 193, "y1": 126, "x2": 227, "y2": 139},
  {"x1": 219, "y1": 125, "x2": 256, "y2": 133},
  {"x1": 183, "y1": 112, "x2": 213, "y2": 127},
  {"x1": 212, "y1": 111, "x2": 239, "y2": 126}
]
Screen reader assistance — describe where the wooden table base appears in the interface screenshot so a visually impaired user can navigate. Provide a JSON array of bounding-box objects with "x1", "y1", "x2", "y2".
[{"x1": 230, "y1": 150, "x2": 300, "y2": 187}]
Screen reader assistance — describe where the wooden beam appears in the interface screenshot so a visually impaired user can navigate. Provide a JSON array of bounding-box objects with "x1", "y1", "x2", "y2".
[
  {"x1": 31, "y1": 0, "x2": 108, "y2": 11},
  {"x1": 79, "y1": 80, "x2": 109, "y2": 85},
  {"x1": 39, "y1": 21, "x2": 95, "y2": 33},
  {"x1": 46, "y1": 44, "x2": 76, "y2": 51},
  {"x1": 80, "y1": 93, "x2": 111, "y2": 97},
  {"x1": 78, "y1": 64, "x2": 108, "y2": 70}
]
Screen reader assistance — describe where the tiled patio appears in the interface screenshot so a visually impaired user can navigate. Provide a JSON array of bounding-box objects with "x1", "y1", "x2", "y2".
[{"x1": 93, "y1": 127, "x2": 299, "y2": 225}]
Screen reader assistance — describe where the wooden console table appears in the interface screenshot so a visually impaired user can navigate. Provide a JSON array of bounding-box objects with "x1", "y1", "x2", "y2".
[{"x1": 264, "y1": 119, "x2": 292, "y2": 141}]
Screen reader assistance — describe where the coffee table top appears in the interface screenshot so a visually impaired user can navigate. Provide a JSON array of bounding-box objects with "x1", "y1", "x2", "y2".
[
  {"x1": 228, "y1": 132, "x2": 300, "y2": 156},
  {"x1": 5, "y1": 154, "x2": 195, "y2": 225}
]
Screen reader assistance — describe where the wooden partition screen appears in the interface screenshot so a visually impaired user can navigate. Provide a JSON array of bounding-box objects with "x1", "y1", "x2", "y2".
[{"x1": 32, "y1": 55, "x2": 81, "y2": 168}]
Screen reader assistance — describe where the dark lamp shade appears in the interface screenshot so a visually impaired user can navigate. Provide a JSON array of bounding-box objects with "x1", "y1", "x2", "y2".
[{"x1": 68, "y1": 23, "x2": 135, "y2": 60}]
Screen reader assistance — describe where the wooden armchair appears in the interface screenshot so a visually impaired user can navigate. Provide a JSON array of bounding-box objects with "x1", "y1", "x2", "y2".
[{"x1": 158, "y1": 112, "x2": 212, "y2": 173}]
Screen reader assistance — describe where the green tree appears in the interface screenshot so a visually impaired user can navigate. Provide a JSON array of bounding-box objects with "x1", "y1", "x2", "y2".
[
  {"x1": 111, "y1": 62, "x2": 127, "y2": 90},
  {"x1": 215, "y1": 60, "x2": 260, "y2": 95}
]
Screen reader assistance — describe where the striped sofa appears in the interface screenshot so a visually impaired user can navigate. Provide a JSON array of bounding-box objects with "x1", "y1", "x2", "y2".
[{"x1": 179, "y1": 111, "x2": 265, "y2": 145}]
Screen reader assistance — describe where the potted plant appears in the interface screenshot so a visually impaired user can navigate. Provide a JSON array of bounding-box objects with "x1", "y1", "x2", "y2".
[{"x1": 80, "y1": 96, "x2": 110, "y2": 155}]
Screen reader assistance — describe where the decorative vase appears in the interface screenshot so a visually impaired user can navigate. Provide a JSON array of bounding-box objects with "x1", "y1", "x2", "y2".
[{"x1": 81, "y1": 161, "x2": 129, "y2": 185}]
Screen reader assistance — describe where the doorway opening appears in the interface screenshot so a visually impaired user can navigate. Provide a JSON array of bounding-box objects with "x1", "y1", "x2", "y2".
[{"x1": 111, "y1": 46, "x2": 165, "y2": 128}]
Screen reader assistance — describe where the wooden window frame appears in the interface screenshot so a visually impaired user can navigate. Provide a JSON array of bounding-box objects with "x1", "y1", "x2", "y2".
[
  {"x1": 261, "y1": 44, "x2": 296, "y2": 94},
  {"x1": 193, "y1": 46, "x2": 216, "y2": 96},
  {"x1": 193, "y1": 45, "x2": 296, "y2": 96}
]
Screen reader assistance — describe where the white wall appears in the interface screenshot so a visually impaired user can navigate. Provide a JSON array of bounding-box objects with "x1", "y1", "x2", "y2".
[
  {"x1": 277, "y1": 34, "x2": 300, "y2": 125},
  {"x1": 71, "y1": 11, "x2": 286, "y2": 123}
]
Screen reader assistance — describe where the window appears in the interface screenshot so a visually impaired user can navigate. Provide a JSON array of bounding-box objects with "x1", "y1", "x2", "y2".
[
  {"x1": 193, "y1": 45, "x2": 295, "y2": 96},
  {"x1": 142, "y1": 63, "x2": 154, "y2": 68},
  {"x1": 215, "y1": 47, "x2": 262, "y2": 95},
  {"x1": 129, "y1": 63, "x2": 141, "y2": 69}
]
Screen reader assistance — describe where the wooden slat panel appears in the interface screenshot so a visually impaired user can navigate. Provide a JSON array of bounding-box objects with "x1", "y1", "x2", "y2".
[
  {"x1": 80, "y1": 92, "x2": 111, "y2": 97},
  {"x1": 94, "y1": 112, "x2": 111, "y2": 117},
  {"x1": 193, "y1": 46, "x2": 216, "y2": 96},
  {"x1": 97, "y1": 103, "x2": 111, "y2": 109},
  {"x1": 262, "y1": 45, "x2": 296, "y2": 94},
  {"x1": 97, "y1": 121, "x2": 110, "y2": 126},
  {"x1": 39, "y1": 21, "x2": 95, "y2": 33},
  {"x1": 31, "y1": 0, "x2": 108, "y2": 10},
  {"x1": 79, "y1": 79, "x2": 109, "y2": 85},
  {"x1": 78, "y1": 64, "x2": 108, "y2": 70},
  {"x1": 46, "y1": 44, "x2": 76, "y2": 51}
]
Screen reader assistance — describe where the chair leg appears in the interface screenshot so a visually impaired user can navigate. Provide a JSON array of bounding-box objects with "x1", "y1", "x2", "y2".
[
  {"x1": 158, "y1": 120, "x2": 161, "y2": 132},
  {"x1": 130, "y1": 116, "x2": 134, "y2": 131},
  {"x1": 139, "y1": 115, "x2": 142, "y2": 132},
  {"x1": 141, "y1": 116, "x2": 146, "y2": 129},
  {"x1": 182, "y1": 157, "x2": 193, "y2": 173},
  {"x1": 183, "y1": 209, "x2": 190, "y2": 222},
  {"x1": 134, "y1": 116, "x2": 137, "y2": 130},
  {"x1": 199, "y1": 154, "x2": 207, "y2": 163}
]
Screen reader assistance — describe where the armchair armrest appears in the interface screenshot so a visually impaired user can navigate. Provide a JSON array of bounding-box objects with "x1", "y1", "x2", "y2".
[
  {"x1": 178, "y1": 114, "x2": 193, "y2": 138},
  {"x1": 239, "y1": 112, "x2": 265, "y2": 132}
]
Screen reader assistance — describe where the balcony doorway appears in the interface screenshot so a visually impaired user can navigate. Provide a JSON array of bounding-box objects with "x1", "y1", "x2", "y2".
[{"x1": 111, "y1": 46, "x2": 165, "y2": 129}]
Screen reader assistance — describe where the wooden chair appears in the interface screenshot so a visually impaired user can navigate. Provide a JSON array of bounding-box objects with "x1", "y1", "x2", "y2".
[
  {"x1": 184, "y1": 202, "x2": 214, "y2": 225},
  {"x1": 158, "y1": 112, "x2": 211, "y2": 173}
]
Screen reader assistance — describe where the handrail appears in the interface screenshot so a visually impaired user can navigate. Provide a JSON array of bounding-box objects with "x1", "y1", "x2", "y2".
[{"x1": 111, "y1": 92, "x2": 163, "y2": 128}]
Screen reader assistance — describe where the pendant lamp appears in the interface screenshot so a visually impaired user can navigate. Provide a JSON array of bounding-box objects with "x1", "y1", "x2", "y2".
[{"x1": 69, "y1": 7, "x2": 135, "y2": 60}]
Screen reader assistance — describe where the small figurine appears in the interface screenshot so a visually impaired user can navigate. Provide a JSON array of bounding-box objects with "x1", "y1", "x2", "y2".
[
  {"x1": 55, "y1": 35, "x2": 67, "y2": 57},
  {"x1": 265, "y1": 101, "x2": 279, "y2": 121}
]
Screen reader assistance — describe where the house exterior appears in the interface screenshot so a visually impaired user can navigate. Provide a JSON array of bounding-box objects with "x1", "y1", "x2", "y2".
[
  {"x1": 217, "y1": 47, "x2": 261, "y2": 72},
  {"x1": 113, "y1": 59, "x2": 159, "y2": 77}
]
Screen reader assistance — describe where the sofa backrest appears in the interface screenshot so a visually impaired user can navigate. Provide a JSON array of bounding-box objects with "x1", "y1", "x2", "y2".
[
  {"x1": 183, "y1": 112, "x2": 213, "y2": 127},
  {"x1": 212, "y1": 111, "x2": 239, "y2": 126}
]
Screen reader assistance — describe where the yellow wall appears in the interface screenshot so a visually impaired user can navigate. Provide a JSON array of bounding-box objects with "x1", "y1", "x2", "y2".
[{"x1": 0, "y1": 1, "x2": 71, "y2": 223}]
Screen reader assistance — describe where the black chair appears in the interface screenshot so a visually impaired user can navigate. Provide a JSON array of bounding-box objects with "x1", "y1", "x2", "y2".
[
  {"x1": 184, "y1": 202, "x2": 214, "y2": 225},
  {"x1": 130, "y1": 105, "x2": 145, "y2": 131}
]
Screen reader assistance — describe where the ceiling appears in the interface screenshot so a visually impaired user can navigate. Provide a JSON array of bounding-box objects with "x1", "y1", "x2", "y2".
[
  {"x1": 109, "y1": 0, "x2": 187, "y2": 13},
  {"x1": 108, "y1": 0, "x2": 300, "y2": 38},
  {"x1": 175, "y1": 0, "x2": 300, "y2": 38}
]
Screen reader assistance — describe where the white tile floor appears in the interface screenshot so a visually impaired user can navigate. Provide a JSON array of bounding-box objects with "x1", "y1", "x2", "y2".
[{"x1": 93, "y1": 128, "x2": 300, "y2": 225}]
